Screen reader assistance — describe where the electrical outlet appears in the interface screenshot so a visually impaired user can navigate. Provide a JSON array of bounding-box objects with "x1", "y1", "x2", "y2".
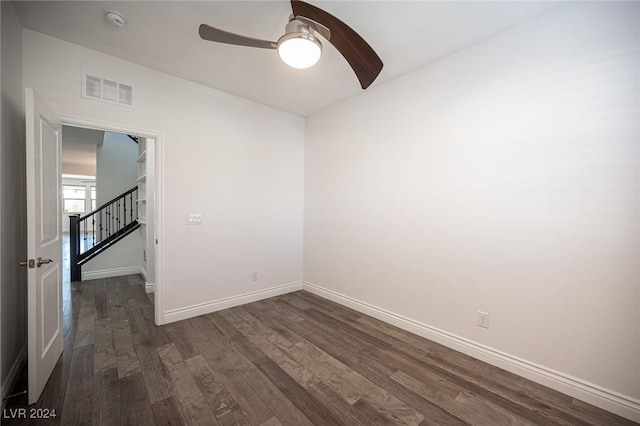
[
  {"x1": 187, "y1": 214, "x2": 203, "y2": 225},
  {"x1": 252, "y1": 271, "x2": 258, "y2": 281},
  {"x1": 477, "y1": 311, "x2": 489, "y2": 329}
]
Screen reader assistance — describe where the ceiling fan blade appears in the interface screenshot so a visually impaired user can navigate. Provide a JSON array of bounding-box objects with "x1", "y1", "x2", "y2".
[
  {"x1": 291, "y1": 0, "x2": 383, "y2": 89},
  {"x1": 199, "y1": 24, "x2": 277, "y2": 50}
]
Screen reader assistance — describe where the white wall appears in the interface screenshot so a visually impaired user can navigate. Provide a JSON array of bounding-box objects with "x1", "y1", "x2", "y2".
[
  {"x1": 82, "y1": 231, "x2": 142, "y2": 281},
  {"x1": 83, "y1": 130, "x2": 142, "y2": 280},
  {"x1": 96, "y1": 131, "x2": 138, "y2": 205},
  {"x1": 305, "y1": 0, "x2": 639, "y2": 417},
  {"x1": 1, "y1": 0, "x2": 26, "y2": 399},
  {"x1": 82, "y1": 131, "x2": 143, "y2": 280},
  {"x1": 23, "y1": 29, "x2": 305, "y2": 319}
]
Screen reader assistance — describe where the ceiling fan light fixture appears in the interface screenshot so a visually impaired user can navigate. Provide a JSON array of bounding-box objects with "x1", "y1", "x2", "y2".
[
  {"x1": 198, "y1": 1, "x2": 383, "y2": 88},
  {"x1": 277, "y1": 32, "x2": 322, "y2": 70}
]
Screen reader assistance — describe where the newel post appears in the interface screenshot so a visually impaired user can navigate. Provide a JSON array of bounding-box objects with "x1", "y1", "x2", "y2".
[{"x1": 69, "y1": 214, "x2": 81, "y2": 282}]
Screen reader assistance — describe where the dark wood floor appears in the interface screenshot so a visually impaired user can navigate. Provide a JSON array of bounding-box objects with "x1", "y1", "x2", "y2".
[{"x1": 4, "y1": 275, "x2": 636, "y2": 425}]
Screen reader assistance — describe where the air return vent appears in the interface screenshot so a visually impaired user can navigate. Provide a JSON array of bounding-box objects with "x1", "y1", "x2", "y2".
[{"x1": 82, "y1": 73, "x2": 133, "y2": 107}]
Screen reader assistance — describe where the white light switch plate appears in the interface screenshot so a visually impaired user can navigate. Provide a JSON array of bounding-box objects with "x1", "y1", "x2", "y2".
[{"x1": 187, "y1": 213, "x2": 203, "y2": 225}]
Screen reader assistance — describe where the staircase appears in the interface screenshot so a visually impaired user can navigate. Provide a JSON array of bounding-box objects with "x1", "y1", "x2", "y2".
[{"x1": 69, "y1": 186, "x2": 140, "y2": 281}]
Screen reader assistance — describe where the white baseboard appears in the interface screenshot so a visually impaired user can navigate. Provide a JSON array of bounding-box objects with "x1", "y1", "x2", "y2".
[
  {"x1": 145, "y1": 282, "x2": 155, "y2": 293},
  {"x1": 82, "y1": 266, "x2": 142, "y2": 281},
  {"x1": 163, "y1": 281, "x2": 303, "y2": 324},
  {"x1": 302, "y1": 281, "x2": 640, "y2": 423},
  {"x1": 1, "y1": 345, "x2": 26, "y2": 409}
]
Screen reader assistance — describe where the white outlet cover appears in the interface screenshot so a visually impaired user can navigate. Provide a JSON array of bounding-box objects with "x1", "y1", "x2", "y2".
[
  {"x1": 477, "y1": 311, "x2": 489, "y2": 329},
  {"x1": 187, "y1": 213, "x2": 203, "y2": 225}
]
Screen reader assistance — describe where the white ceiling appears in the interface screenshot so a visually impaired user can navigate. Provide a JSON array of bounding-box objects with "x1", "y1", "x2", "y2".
[{"x1": 15, "y1": 1, "x2": 565, "y2": 117}]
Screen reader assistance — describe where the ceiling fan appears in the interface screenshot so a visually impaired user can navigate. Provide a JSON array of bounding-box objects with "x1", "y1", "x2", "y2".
[{"x1": 198, "y1": 0, "x2": 383, "y2": 89}]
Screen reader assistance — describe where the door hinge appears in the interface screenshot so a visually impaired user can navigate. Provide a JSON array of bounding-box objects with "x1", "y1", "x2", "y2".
[{"x1": 19, "y1": 259, "x2": 35, "y2": 268}]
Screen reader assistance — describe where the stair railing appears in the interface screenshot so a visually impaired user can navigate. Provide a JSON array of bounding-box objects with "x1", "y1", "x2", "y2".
[{"x1": 70, "y1": 186, "x2": 139, "y2": 281}]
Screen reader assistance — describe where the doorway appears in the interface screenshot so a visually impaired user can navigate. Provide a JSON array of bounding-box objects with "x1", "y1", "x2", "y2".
[{"x1": 60, "y1": 119, "x2": 162, "y2": 326}]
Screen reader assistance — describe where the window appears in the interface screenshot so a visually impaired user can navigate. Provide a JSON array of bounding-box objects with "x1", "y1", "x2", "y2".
[
  {"x1": 91, "y1": 186, "x2": 96, "y2": 211},
  {"x1": 63, "y1": 185, "x2": 86, "y2": 213}
]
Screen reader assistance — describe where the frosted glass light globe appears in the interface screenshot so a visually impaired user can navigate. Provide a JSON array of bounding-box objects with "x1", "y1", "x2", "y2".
[{"x1": 277, "y1": 35, "x2": 322, "y2": 69}]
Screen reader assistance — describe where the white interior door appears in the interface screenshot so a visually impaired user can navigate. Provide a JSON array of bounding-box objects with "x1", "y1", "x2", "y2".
[{"x1": 25, "y1": 87, "x2": 63, "y2": 404}]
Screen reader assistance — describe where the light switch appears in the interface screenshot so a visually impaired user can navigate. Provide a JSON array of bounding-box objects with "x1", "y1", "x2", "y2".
[{"x1": 187, "y1": 214, "x2": 203, "y2": 225}]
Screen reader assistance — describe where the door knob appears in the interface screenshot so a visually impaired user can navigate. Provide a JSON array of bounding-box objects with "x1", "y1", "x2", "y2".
[{"x1": 36, "y1": 257, "x2": 53, "y2": 267}]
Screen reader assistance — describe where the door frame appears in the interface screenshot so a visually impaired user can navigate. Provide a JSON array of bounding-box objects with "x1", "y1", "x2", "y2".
[{"x1": 60, "y1": 115, "x2": 164, "y2": 325}]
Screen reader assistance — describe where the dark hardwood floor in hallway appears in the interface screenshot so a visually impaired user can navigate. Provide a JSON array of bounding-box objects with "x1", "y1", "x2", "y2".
[{"x1": 3, "y1": 275, "x2": 635, "y2": 425}]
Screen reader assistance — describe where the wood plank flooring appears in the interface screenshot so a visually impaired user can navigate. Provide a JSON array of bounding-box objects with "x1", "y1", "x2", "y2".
[{"x1": 3, "y1": 275, "x2": 636, "y2": 425}]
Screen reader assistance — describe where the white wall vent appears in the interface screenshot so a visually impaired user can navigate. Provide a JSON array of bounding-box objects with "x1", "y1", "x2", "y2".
[
  {"x1": 119, "y1": 84, "x2": 133, "y2": 106},
  {"x1": 82, "y1": 73, "x2": 134, "y2": 107},
  {"x1": 84, "y1": 75, "x2": 102, "y2": 99}
]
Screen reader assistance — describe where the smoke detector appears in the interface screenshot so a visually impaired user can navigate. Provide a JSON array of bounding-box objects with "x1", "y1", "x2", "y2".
[{"x1": 105, "y1": 10, "x2": 127, "y2": 27}]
